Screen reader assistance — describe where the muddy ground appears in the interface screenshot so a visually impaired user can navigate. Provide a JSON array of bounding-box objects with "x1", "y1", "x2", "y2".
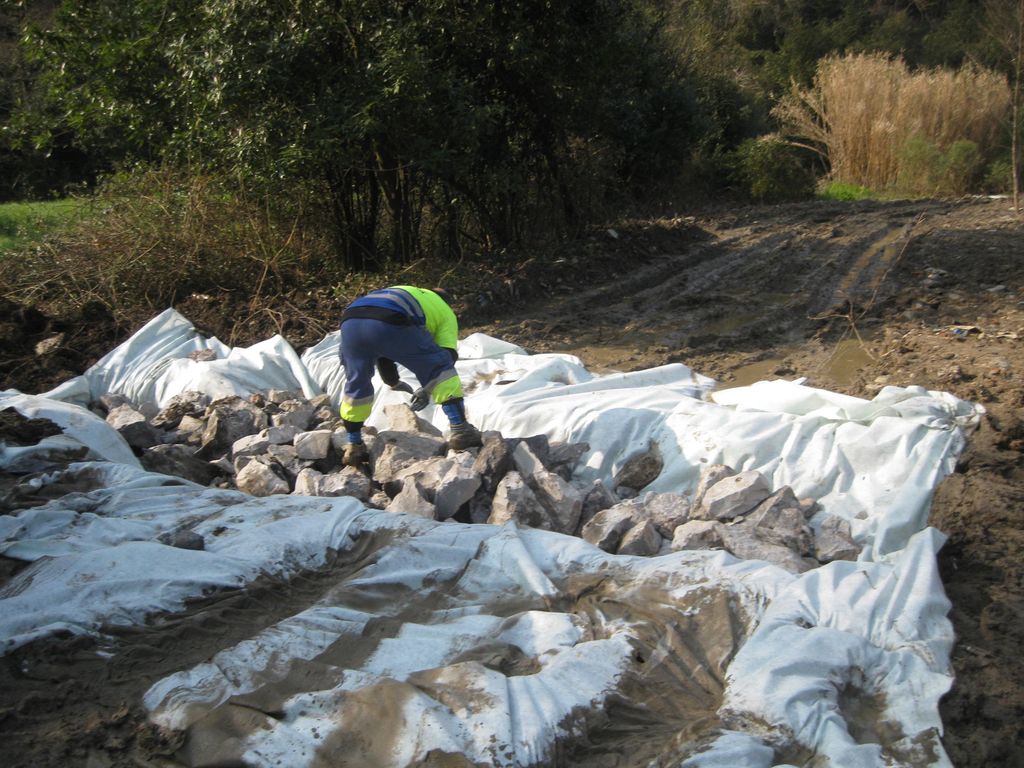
[{"x1": 1, "y1": 196, "x2": 1022, "y2": 766}]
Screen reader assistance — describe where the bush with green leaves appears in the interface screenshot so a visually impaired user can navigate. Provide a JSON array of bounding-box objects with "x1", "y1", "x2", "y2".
[{"x1": 732, "y1": 136, "x2": 816, "y2": 202}]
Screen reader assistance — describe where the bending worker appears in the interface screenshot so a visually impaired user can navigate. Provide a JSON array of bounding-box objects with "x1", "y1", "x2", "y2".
[{"x1": 338, "y1": 285, "x2": 482, "y2": 466}]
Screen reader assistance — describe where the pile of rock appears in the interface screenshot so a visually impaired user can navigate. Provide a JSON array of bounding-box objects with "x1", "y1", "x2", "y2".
[{"x1": 99, "y1": 389, "x2": 859, "y2": 572}]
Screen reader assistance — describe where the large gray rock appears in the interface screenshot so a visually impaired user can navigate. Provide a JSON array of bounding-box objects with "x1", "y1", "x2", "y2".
[
  {"x1": 106, "y1": 404, "x2": 160, "y2": 451},
  {"x1": 434, "y1": 455, "x2": 483, "y2": 520},
  {"x1": 292, "y1": 468, "x2": 323, "y2": 495},
  {"x1": 384, "y1": 403, "x2": 421, "y2": 433},
  {"x1": 720, "y1": 526, "x2": 813, "y2": 574},
  {"x1": 152, "y1": 390, "x2": 210, "y2": 429},
  {"x1": 232, "y1": 432, "x2": 271, "y2": 458},
  {"x1": 387, "y1": 456, "x2": 454, "y2": 499},
  {"x1": 199, "y1": 397, "x2": 268, "y2": 458},
  {"x1": 815, "y1": 515, "x2": 860, "y2": 562},
  {"x1": 638, "y1": 492, "x2": 691, "y2": 538},
  {"x1": 294, "y1": 429, "x2": 332, "y2": 460},
  {"x1": 693, "y1": 464, "x2": 736, "y2": 509},
  {"x1": 174, "y1": 415, "x2": 206, "y2": 446},
  {"x1": 271, "y1": 400, "x2": 315, "y2": 430},
  {"x1": 671, "y1": 520, "x2": 724, "y2": 551},
  {"x1": 158, "y1": 529, "x2": 206, "y2": 551},
  {"x1": 748, "y1": 487, "x2": 814, "y2": 555},
  {"x1": 321, "y1": 467, "x2": 372, "y2": 501},
  {"x1": 697, "y1": 471, "x2": 772, "y2": 521},
  {"x1": 547, "y1": 441, "x2": 589, "y2": 480},
  {"x1": 488, "y1": 472, "x2": 552, "y2": 529},
  {"x1": 581, "y1": 507, "x2": 636, "y2": 552},
  {"x1": 236, "y1": 459, "x2": 290, "y2": 496},
  {"x1": 140, "y1": 444, "x2": 221, "y2": 486},
  {"x1": 371, "y1": 430, "x2": 447, "y2": 485},
  {"x1": 512, "y1": 442, "x2": 582, "y2": 533},
  {"x1": 267, "y1": 389, "x2": 300, "y2": 404},
  {"x1": 265, "y1": 424, "x2": 301, "y2": 445},
  {"x1": 617, "y1": 520, "x2": 662, "y2": 556},
  {"x1": 612, "y1": 440, "x2": 663, "y2": 491},
  {"x1": 472, "y1": 434, "x2": 513, "y2": 494},
  {"x1": 579, "y1": 479, "x2": 618, "y2": 532},
  {"x1": 386, "y1": 480, "x2": 436, "y2": 518}
]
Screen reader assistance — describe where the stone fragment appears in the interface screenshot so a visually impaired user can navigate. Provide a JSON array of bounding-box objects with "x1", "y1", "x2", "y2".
[
  {"x1": 188, "y1": 348, "x2": 218, "y2": 362},
  {"x1": 386, "y1": 480, "x2": 436, "y2": 518},
  {"x1": 388, "y1": 456, "x2": 454, "y2": 499},
  {"x1": 612, "y1": 440, "x2": 663, "y2": 491},
  {"x1": 505, "y1": 435, "x2": 552, "y2": 468},
  {"x1": 798, "y1": 497, "x2": 819, "y2": 519},
  {"x1": 434, "y1": 455, "x2": 483, "y2": 520},
  {"x1": 671, "y1": 520, "x2": 724, "y2": 551},
  {"x1": 371, "y1": 431, "x2": 447, "y2": 485},
  {"x1": 140, "y1": 444, "x2": 221, "y2": 486},
  {"x1": 199, "y1": 397, "x2": 268, "y2": 458},
  {"x1": 384, "y1": 403, "x2": 421, "y2": 432},
  {"x1": 292, "y1": 468, "x2": 323, "y2": 495},
  {"x1": 640, "y1": 491, "x2": 691, "y2": 538},
  {"x1": 271, "y1": 400, "x2": 315, "y2": 430},
  {"x1": 368, "y1": 490, "x2": 390, "y2": 509},
  {"x1": 158, "y1": 529, "x2": 205, "y2": 550},
  {"x1": 581, "y1": 507, "x2": 636, "y2": 552},
  {"x1": 472, "y1": 436, "x2": 513, "y2": 493},
  {"x1": 579, "y1": 479, "x2": 619, "y2": 531},
  {"x1": 99, "y1": 393, "x2": 132, "y2": 413},
  {"x1": 697, "y1": 471, "x2": 771, "y2": 521},
  {"x1": 106, "y1": 404, "x2": 160, "y2": 451},
  {"x1": 693, "y1": 464, "x2": 736, "y2": 509},
  {"x1": 488, "y1": 472, "x2": 551, "y2": 529},
  {"x1": 235, "y1": 459, "x2": 290, "y2": 496},
  {"x1": 265, "y1": 424, "x2": 301, "y2": 445},
  {"x1": 175, "y1": 415, "x2": 206, "y2": 445},
  {"x1": 617, "y1": 520, "x2": 662, "y2": 556},
  {"x1": 747, "y1": 487, "x2": 814, "y2": 555},
  {"x1": 294, "y1": 429, "x2": 332, "y2": 460},
  {"x1": 267, "y1": 389, "x2": 300, "y2": 404},
  {"x1": 309, "y1": 393, "x2": 332, "y2": 410},
  {"x1": 815, "y1": 515, "x2": 860, "y2": 563},
  {"x1": 512, "y1": 442, "x2": 582, "y2": 533},
  {"x1": 720, "y1": 526, "x2": 813, "y2": 574},
  {"x1": 466, "y1": 489, "x2": 493, "y2": 524},
  {"x1": 232, "y1": 432, "x2": 271, "y2": 458},
  {"x1": 321, "y1": 467, "x2": 372, "y2": 502},
  {"x1": 547, "y1": 441, "x2": 589, "y2": 480}
]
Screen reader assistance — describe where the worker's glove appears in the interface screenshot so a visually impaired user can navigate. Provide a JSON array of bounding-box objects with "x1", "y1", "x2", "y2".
[
  {"x1": 390, "y1": 381, "x2": 414, "y2": 395},
  {"x1": 410, "y1": 388, "x2": 430, "y2": 412},
  {"x1": 342, "y1": 442, "x2": 368, "y2": 467}
]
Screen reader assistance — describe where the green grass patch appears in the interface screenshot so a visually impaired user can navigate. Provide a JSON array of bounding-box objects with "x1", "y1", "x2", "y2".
[
  {"x1": 0, "y1": 199, "x2": 86, "y2": 252},
  {"x1": 817, "y1": 182, "x2": 876, "y2": 201}
]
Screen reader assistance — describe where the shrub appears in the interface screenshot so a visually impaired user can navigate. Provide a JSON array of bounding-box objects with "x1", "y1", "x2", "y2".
[
  {"x1": 895, "y1": 137, "x2": 983, "y2": 197},
  {"x1": 817, "y1": 182, "x2": 875, "y2": 201},
  {"x1": 732, "y1": 136, "x2": 816, "y2": 202}
]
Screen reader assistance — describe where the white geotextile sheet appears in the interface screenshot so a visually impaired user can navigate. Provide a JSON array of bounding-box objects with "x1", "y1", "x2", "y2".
[{"x1": 0, "y1": 308, "x2": 982, "y2": 766}]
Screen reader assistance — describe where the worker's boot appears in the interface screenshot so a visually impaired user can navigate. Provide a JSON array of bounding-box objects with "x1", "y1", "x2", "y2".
[{"x1": 442, "y1": 397, "x2": 483, "y2": 450}]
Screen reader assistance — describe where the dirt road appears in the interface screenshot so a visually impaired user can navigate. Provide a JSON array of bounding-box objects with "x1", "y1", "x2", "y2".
[{"x1": 1, "y1": 196, "x2": 1022, "y2": 766}]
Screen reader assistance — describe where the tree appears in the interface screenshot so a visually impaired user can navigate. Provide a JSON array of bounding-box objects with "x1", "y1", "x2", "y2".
[{"x1": 983, "y1": 0, "x2": 1024, "y2": 211}]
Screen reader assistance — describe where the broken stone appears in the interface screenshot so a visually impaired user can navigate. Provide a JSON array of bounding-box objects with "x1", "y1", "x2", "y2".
[
  {"x1": 612, "y1": 440, "x2": 663, "y2": 491},
  {"x1": 294, "y1": 429, "x2": 332, "y2": 460},
  {"x1": 235, "y1": 459, "x2": 290, "y2": 496},
  {"x1": 581, "y1": 507, "x2": 636, "y2": 552},
  {"x1": 34, "y1": 333, "x2": 65, "y2": 356},
  {"x1": 697, "y1": 471, "x2": 771, "y2": 521},
  {"x1": 434, "y1": 455, "x2": 483, "y2": 520},
  {"x1": 693, "y1": 464, "x2": 736, "y2": 509},
  {"x1": 158, "y1": 529, "x2": 205, "y2": 550},
  {"x1": 815, "y1": 515, "x2": 860, "y2": 563},
  {"x1": 512, "y1": 442, "x2": 583, "y2": 533},
  {"x1": 798, "y1": 497, "x2": 819, "y2": 519},
  {"x1": 488, "y1": 471, "x2": 551, "y2": 529},
  {"x1": 579, "y1": 479, "x2": 619, "y2": 532},
  {"x1": 292, "y1": 468, "x2": 323, "y2": 495},
  {"x1": 174, "y1": 414, "x2": 206, "y2": 445},
  {"x1": 388, "y1": 456, "x2": 454, "y2": 499},
  {"x1": 371, "y1": 431, "x2": 448, "y2": 486},
  {"x1": 199, "y1": 397, "x2": 268, "y2": 457},
  {"x1": 386, "y1": 479, "x2": 436, "y2": 518},
  {"x1": 265, "y1": 424, "x2": 301, "y2": 445},
  {"x1": 466, "y1": 489, "x2": 493, "y2": 524},
  {"x1": 270, "y1": 400, "x2": 315, "y2": 430},
  {"x1": 232, "y1": 432, "x2": 271, "y2": 458},
  {"x1": 140, "y1": 444, "x2": 222, "y2": 486},
  {"x1": 309, "y1": 393, "x2": 332, "y2": 410},
  {"x1": 639, "y1": 491, "x2": 691, "y2": 538},
  {"x1": 720, "y1": 526, "x2": 813, "y2": 574},
  {"x1": 267, "y1": 389, "x2": 300, "y2": 404},
  {"x1": 505, "y1": 435, "x2": 552, "y2": 468},
  {"x1": 747, "y1": 487, "x2": 814, "y2": 555},
  {"x1": 671, "y1": 520, "x2": 724, "y2": 551},
  {"x1": 368, "y1": 490, "x2": 390, "y2": 509},
  {"x1": 617, "y1": 520, "x2": 662, "y2": 557},
  {"x1": 106, "y1": 404, "x2": 160, "y2": 451},
  {"x1": 547, "y1": 440, "x2": 589, "y2": 480},
  {"x1": 472, "y1": 436, "x2": 513, "y2": 494},
  {"x1": 321, "y1": 467, "x2": 372, "y2": 502},
  {"x1": 384, "y1": 403, "x2": 422, "y2": 432}
]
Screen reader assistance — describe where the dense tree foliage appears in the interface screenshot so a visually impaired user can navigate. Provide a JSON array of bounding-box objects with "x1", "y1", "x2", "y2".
[{"x1": 1, "y1": 0, "x2": 1019, "y2": 266}]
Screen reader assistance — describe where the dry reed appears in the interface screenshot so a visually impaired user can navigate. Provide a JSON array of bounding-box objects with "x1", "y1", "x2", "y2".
[{"x1": 775, "y1": 53, "x2": 1012, "y2": 191}]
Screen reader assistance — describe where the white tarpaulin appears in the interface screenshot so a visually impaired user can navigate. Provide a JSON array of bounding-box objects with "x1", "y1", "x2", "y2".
[{"x1": 0, "y1": 308, "x2": 981, "y2": 766}]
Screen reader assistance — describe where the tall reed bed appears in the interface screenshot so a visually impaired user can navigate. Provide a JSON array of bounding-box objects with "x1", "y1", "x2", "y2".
[{"x1": 776, "y1": 53, "x2": 1011, "y2": 194}]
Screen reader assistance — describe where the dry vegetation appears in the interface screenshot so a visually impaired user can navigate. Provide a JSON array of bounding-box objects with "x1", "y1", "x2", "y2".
[{"x1": 776, "y1": 53, "x2": 1012, "y2": 192}]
